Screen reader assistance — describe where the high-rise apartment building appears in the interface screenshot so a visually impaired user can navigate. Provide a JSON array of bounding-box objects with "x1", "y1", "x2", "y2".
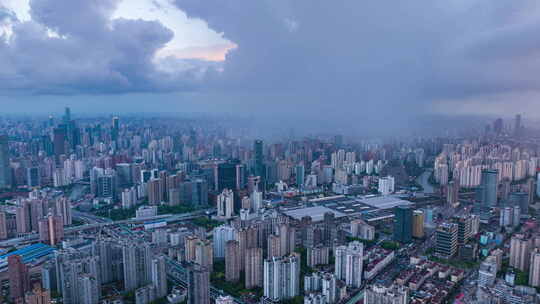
[
  {"x1": 334, "y1": 241, "x2": 363, "y2": 288},
  {"x1": 213, "y1": 225, "x2": 237, "y2": 258},
  {"x1": 8, "y1": 255, "x2": 30, "y2": 301},
  {"x1": 510, "y1": 234, "x2": 532, "y2": 272},
  {"x1": 187, "y1": 264, "x2": 210, "y2": 304},
  {"x1": 217, "y1": 189, "x2": 234, "y2": 219},
  {"x1": 245, "y1": 248, "x2": 263, "y2": 288},
  {"x1": 263, "y1": 254, "x2": 300, "y2": 301},
  {"x1": 279, "y1": 223, "x2": 296, "y2": 256},
  {"x1": 38, "y1": 215, "x2": 64, "y2": 246},
  {"x1": 364, "y1": 284, "x2": 409, "y2": 304},
  {"x1": 225, "y1": 240, "x2": 240, "y2": 282},
  {"x1": 151, "y1": 255, "x2": 168, "y2": 298},
  {"x1": 122, "y1": 242, "x2": 153, "y2": 291},
  {"x1": 55, "y1": 196, "x2": 72, "y2": 226},
  {"x1": 529, "y1": 248, "x2": 540, "y2": 287}
]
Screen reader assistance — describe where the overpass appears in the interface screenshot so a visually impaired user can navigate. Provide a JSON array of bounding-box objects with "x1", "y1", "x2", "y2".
[{"x1": 0, "y1": 209, "x2": 213, "y2": 247}]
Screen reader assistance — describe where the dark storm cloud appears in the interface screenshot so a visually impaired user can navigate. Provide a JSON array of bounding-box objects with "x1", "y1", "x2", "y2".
[
  {"x1": 0, "y1": 0, "x2": 212, "y2": 94},
  {"x1": 1, "y1": 0, "x2": 540, "y2": 124},
  {"x1": 173, "y1": 0, "x2": 540, "y2": 118}
]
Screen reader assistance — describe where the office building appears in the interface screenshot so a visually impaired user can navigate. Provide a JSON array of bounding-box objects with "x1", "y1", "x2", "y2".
[
  {"x1": 393, "y1": 206, "x2": 412, "y2": 243},
  {"x1": 0, "y1": 135, "x2": 11, "y2": 189},
  {"x1": 334, "y1": 241, "x2": 363, "y2": 288},
  {"x1": 295, "y1": 164, "x2": 305, "y2": 187},
  {"x1": 253, "y1": 140, "x2": 265, "y2": 187},
  {"x1": 412, "y1": 210, "x2": 424, "y2": 238},
  {"x1": 509, "y1": 192, "x2": 529, "y2": 215},
  {"x1": 435, "y1": 222, "x2": 458, "y2": 259},
  {"x1": 451, "y1": 215, "x2": 471, "y2": 245},
  {"x1": 27, "y1": 167, "x2": 40, "y2": 188},
  {"x1": 479, "y1": 170, "x2": 498, "y2": 207}
]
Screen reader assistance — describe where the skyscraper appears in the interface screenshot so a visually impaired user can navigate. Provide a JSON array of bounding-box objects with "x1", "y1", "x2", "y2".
[
  {"x1": 514, "y1": 113, "x2": 522, "y2": 137},
  {"x1": 253, "y1": 140, "x2": 265, "y2": 188},
  {"x1": 111, "y1": 116, "x2": 119, "y2": 141},
  {"x1": 479, "y1": 169, "x2": 498, "y2": 207},
  {"x1": 53, "y1": 127, "x2": 67, "y2": 161},
  {"x1": 295, "y1": 164, "x2": 305, "y2": 187},
  {"x1": 0, "y1": 135, "x2": 11, "y2": 189},
  {"x1": 187, "y1": 264, "x2": 210, "y2": 304},
  {"x1": 26, "y1": 167, "x2": 40, "y2": 188},
  {"x1": 393, "y1": 205, "x2": 412, "y2": 243},
  {"x1": 217, "y1": 161, "x2": 238, "y2": 191}
]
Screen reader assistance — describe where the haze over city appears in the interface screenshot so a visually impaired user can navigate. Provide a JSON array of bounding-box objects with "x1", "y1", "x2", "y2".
[{"x1": 1, "y1": 1, "x2": 540, "y2": 304}]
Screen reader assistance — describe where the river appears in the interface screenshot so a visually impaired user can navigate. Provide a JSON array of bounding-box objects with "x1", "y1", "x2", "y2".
[{"x1": 416, "y1": 169, "x2": 435, "y2": 194}]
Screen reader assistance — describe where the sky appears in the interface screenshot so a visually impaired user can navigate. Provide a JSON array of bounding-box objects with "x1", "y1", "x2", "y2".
[{"x1": 0, "y1": 0, "x2": 539, "y2": 133}]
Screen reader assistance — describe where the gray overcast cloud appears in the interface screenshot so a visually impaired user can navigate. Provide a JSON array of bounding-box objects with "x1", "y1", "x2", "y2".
[{"x1": 0, "y1": 0, "x2": 540, "y2": 127}]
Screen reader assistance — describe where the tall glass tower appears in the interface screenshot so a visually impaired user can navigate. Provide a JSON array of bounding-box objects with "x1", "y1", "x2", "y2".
[
  {"x1": 0, "y1": 135, "x2": 11, "y2": 189},
  {"x1": 393, "y1": 205, "x2": 413, "y2": 243}
]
